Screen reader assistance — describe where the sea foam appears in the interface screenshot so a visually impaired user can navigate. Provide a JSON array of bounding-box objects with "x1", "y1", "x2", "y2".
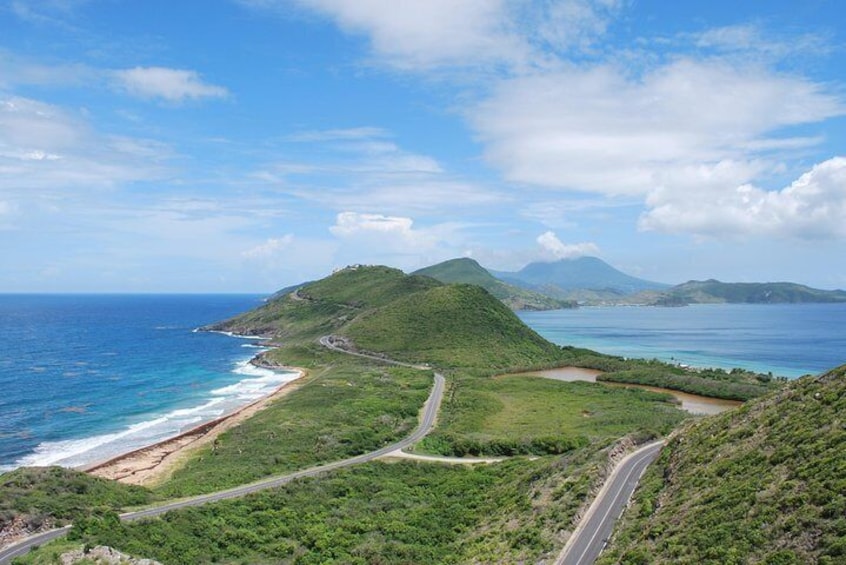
[{"x1": 3, "y1": 357, "x2": 298, "y2": 471}]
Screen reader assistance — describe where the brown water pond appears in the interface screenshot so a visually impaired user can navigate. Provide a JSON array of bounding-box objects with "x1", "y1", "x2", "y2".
[{"x1": 519, "y1": 367, "x2": 742, "y2": 416}]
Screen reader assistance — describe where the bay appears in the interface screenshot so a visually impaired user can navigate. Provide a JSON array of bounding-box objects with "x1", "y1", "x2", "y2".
[
  {"x1": 0, "y1": 294, "x2": 294, "y2": 471},
  {"x1": 520, "y1": 303, "x2": 846, "y2": 379}
]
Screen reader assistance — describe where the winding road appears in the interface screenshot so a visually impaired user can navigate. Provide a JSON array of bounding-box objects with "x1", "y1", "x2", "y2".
[
  {"x1": 554, "y1": 440, "x2": 664, "y2": 565},
  {"x1": 1, "y1": 334, "x2": 663, "y2": 565},
  {"x1": 0, "y1": 338, "x2": 445, "y2": 565}
]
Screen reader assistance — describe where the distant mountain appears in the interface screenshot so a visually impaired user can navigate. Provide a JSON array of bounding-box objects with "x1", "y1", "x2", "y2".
[
  {"x1": 413, "y1": 258, "x2": 575, "y2": 311},
  {"x1": 657, "y1": 279, "x2": 846, "y2": 304},
  {"x1": 492, "y1": 256, "x2": 670, "y2": 297}
]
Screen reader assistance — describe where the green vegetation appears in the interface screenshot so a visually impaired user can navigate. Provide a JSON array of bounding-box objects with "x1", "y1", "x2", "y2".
[
  {"x1": 599, "y1": 364, "x2": 846, "y2": 565},
  {"x1": 30, "y1": 452, "x2": 615, "y2": 565},
  {"x1": 656, "y1": 279, "x2": 846, "y2": 304},
  {"x1": 419, "y1": 374, "x2": 686, "y2": 457},
  {"x1": 206, "y1": 266, "x2": 441, "y2": 340},
  {"x1": 343, "y1": 284, "x2": 565, "y2": 369},
  {"x1": 413, "y1": 257, "x2": 575, "y2": 310},
  {"x1": 556, "y1": 345, "x2": 781, "y2": 400},
  {"x1": 155, "y1": 344, "x2": 431, "y2": 497},
  {"x1": 4, "y1": 263, "x2": 796, "y2": 564},
  {"x1": 0, "y1": 466, "x2": 150, "y2": 536},
  {"x1": 597, "y1": 367, "x2": 778, "y2": 401}
]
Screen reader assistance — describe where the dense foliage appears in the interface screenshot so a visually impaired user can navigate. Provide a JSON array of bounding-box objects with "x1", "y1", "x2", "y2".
[
  {"x1": 599, "y1": 364, "x2": 846, "y2": 565},
  {"x1": 597, "y1": 368, "x2": 777, "y2": 401},
  {"x1": 0, "y1": 467, "x2": 150, "y2": 534},
  {"x1": 52, "y1": 454, "x2": 612, "y2": 565},
  {"x1": 556, "y1": 345, "x2": 781, "y2": 400}
]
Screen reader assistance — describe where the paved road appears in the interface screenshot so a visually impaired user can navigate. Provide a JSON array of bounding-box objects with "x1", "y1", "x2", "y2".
[
  {"x1": 0, "y1": 339, "x2": 444, "y2": 565},
  {"x1": 555, "y1": 441, "x2": 664, "y2": 565}
]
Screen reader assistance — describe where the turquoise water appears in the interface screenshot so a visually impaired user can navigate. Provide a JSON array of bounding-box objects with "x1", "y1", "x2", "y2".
[
  {"x1": 2, "y1": 296, "x2": 844, "y2": 472},
  {"x1": 0, "y1": 294, "x2": 296, "y2": 471},
  {"x1": 520, "y1": 303, "x2": 846, "y2": 379}
]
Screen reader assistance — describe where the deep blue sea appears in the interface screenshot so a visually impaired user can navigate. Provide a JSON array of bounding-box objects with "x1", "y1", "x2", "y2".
[
  {"x1": 520, "y1": 303, "x2": 846, "y2": 379},
  {"x1": 0, "y1": 294, "x2": 299, "y2": 472},
  {"x1": 1, "y1": 297, "x2": 844, "y2": 472}
]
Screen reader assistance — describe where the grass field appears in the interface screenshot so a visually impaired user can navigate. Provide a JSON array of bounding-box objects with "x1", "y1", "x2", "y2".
[{"x1": 417, "y1": 374, "x2": 687, "y2": 457}]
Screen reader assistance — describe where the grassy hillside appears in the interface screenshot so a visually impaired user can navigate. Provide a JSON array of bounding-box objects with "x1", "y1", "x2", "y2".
[
  {"x1": 342, "y1": 283, "x2": 565, "y2": 368},
  {"x1": 205, "y1": 265, "x2": 440, "y2": 340},
  {"x1": 0, "y1": 467, "x2": 150, "y2": 541},
  {"x1": 413, "y1": 258, "x2": 573, "y2": 311},
  {"x1": 599, "y1": 364, "x2": 846, "y2": 564}
]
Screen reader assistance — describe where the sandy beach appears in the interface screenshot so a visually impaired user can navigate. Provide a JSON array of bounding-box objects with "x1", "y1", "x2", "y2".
[{"x1": 84, "y1": 365, "x2": 307, "y2": 487}]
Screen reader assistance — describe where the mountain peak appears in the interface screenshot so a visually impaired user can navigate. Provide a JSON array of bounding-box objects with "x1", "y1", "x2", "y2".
[{"x1": 505, "y1": 256, "x2": 669, "y2": 295}]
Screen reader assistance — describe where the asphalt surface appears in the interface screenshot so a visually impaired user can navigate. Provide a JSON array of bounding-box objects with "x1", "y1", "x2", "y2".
[
  {"x1": 555, "y1": 440, "x2": 664, "y2": 565},
  {"x1": 0, "y1": 338, "x2": 445, "y2": 565}
]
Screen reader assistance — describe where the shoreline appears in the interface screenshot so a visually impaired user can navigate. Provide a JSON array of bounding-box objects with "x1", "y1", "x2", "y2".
[{"x1": 84, "y1": 356, "x2": 305, "y2": 487}]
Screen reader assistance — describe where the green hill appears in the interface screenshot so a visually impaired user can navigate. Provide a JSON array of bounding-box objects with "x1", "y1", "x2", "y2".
[
  {"x1": 342, "y1": 283, "x2": 565, "y2": 368},
  {"x1": 204, "y1": 265, "x2": 441, "y2": 340},
  {"x1": 413, "y1": 257, "x2": 574, "y2": 310},
  {"x1": 656, "y1": 280, "x2": 846, "y2": 304},
  {"x1": 599, "y1": 364, "x2": 846, "y2": 564},
  {"x1": 207, "y1": 265, "x2": 565, "y2": 369}
]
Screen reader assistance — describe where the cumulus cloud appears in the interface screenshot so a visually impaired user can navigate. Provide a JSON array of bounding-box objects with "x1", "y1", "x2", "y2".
[
  {"x1": 330, "y1": 212, "x2": 414, "y2": 238},
  {"x1": 328, "y1": 211, "x2": 468, "y2": 268},
  {"x1": 640, "y1": 157, "x2": 846, "y2": 239},
  {"x1": 536, "y1": 230, "x2": 600, "y2": 259},
  {"x1": 112, "y1": 67, "x2": 228, "y2": 102},
  {"x1": 471, "y1": 59, "x2": 843, "y2": 195},
  {"x1": 242, "y1": 235, "x2": 295, "y2": 259}
]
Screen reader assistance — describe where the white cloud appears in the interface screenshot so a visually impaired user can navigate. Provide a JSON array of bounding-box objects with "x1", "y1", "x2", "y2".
[
  {"x1": 0, "y1": 95, "x2": 171, "y2": 193},
  {"x1": 292, "y1": 0, "x2": 526, "y2": 69},
  {"x1": 112, "y1": 67, "x2": 228, "y2": 102},
  {"x1": 328, "y1": 211, "x2": 468, "y2": 269},
  {"x1": 639, "y1": 156, "x2": 846, "y2": 239},
  {"x1": 471, "y1": 59, "x2": 843, "y2": 196},
  {"x1": 330, "y1": 211, "x2": 414, "y2": 238},
  {"x1": 536, "y1": 230, "x2": 600, "y2": 259},
  {"x1": 689, "y1": 24, "x2": 832, "y2": 60},
  {"x1": 242, "y1": 235, "x2": 295, "y2": 259},
  {"x1": 249, "y1": 0, "x2": 621, "y2": 70}
]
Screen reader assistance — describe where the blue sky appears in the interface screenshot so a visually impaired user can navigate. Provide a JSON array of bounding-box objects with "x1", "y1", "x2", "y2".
[{"x1": 1, "y1": 0, "x2": 844, "y2": 292}]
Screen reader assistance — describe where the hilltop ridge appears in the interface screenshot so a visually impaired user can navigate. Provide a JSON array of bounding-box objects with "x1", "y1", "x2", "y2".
[
  {"x1": 412, "y1": 257, "x2": 575, "y2": 311},
  {"x1": 207, "y1": 264, "x2": 564, "y2": 369}
]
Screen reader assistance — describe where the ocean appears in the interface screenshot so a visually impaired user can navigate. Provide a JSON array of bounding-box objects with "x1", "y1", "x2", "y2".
[
  {"x1": 1, "y1": 296, "x2": 844, "y2": 472},
  {"x1": 0, "y1": 294, "x2": 298, "y2": 472},
  {"x1": 519, "y1": 303, "x2": 846, "y2": 379}
]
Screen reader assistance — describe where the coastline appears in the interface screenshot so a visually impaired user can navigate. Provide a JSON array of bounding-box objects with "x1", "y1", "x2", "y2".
[{"x1": 84, "y1": 356, "x2": 306, "y2": 487}]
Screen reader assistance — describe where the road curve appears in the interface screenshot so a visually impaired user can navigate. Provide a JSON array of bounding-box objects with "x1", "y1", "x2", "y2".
[
  {"x1": 555, "y1": 440, "x2": 664, "y2": 565},
  {"x1": 0, "y1": 339, "x2": 445, "y2": 565}
]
